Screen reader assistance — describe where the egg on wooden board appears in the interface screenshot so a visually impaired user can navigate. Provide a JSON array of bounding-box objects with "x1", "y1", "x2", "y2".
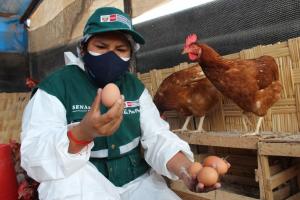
[{"x1": 101, "y1": 83, "x2": 121, "y2": 107}]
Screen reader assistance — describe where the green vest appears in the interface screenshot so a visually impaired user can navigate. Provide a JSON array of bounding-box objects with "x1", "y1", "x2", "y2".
[{"x1": 36, "y1": 65, "x2": 150, "y2": 186}]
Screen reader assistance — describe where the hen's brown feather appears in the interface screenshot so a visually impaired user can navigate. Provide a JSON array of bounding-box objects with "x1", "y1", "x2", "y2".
[
  {"x1": 195, "y1": 44, "x2": 282, "y2": 116},
  {"x1": 153, "y1": 64, "x2": 220, "y2": 117}
]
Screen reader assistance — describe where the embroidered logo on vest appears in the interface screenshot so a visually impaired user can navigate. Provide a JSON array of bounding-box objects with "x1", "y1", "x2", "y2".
[
  {"x1": 124, "y1": 100, "x2": 140, "y2": 115},
  {"x1": 124, "y1": 100, "x2": 139, "y2": 108},
  {"x1": 72, "y1": 104, "x2": 91, "y2": 112}
]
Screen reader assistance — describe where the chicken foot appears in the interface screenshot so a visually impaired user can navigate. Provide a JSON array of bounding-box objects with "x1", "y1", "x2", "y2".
[
  {"x1": 196, "y1": 116, "x2": 205, "y2": 132},
  {"x1": 182, "y1": 116, "x2": 192, "y2": 131},
  {"x1": 173, "y1": 116, "x2": 206, "y2": 133},
  {"x1": 241, "y1": 113, "x2": 253, "y2": 132},
  {"x1": 190, "y1": 116, "x2": 206, "y2": 133},
  {"x1": 243, "y1": 117, "x2": 263, "y2": 136},
  {"x1": 173, "y1": 116, "x2": 192, "y2": 132}
]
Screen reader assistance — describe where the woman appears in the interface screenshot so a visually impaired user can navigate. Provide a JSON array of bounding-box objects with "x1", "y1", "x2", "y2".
[{"x1": 21, "y1": 7, "x2": 219, "y2": 200}]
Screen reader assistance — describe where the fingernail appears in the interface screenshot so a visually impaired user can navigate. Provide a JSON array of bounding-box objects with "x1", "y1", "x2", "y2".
[
  {"x1": 198, "y1": 183, "x2": 204, "y2": 189},
  {"x1": 121, "y1": 95, "x2": 124, "y2": 100},
  {"x1": 97, "y1": 88, "x2": 102, "y2": 94}
]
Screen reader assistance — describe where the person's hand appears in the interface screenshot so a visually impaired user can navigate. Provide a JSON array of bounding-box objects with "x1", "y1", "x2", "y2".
[
  {"x1": 75, "y1": 88, "x2": 124, "y2": 140},
  {"x1": 179, "y1": 166, "x2": 221, "y2": 193}
]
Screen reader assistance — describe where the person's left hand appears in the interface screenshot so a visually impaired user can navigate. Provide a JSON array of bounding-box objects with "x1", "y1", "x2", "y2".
[{"x1": 179, "y1": 167, "x2": 221, "y2": 193}]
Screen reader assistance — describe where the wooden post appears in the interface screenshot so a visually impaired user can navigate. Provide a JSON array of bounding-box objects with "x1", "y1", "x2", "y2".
[
  {"x1": 257, "y1": 155, "x2": 265, "y2": 200},
  {"x1": 124, "y1": 0, "x2": 132, "y2": 17},
  {"x1": 259, "y1": 155, "x2": 274, "y2": 200}
]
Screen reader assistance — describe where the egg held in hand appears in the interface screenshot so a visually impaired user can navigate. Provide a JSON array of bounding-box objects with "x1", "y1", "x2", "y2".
[
  {"x1": 101, "y1": 83, "x2": 121, "y2": 107},
  {"x1": 188, "y1": 162, "x2": 203, "y2": 179},
  {"x1": 197, "y1": 167, "x2": 219, "y2": 187},
  {"x1": 203, "y1": 156, "x2": 230, "y2": 175}
]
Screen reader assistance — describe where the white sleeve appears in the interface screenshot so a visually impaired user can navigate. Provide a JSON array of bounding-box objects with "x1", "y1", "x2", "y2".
[
  {"x1": 139, "y1": 89, "x2": 194, "y2": 180},
  {"x1": 20, "y1": 89, "x2": 94, "y2": 182}
]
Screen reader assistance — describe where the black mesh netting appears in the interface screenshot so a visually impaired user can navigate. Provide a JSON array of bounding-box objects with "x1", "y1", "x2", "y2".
[{"x1": 135, "y1": 0, "x2": 300, "y2": 73}]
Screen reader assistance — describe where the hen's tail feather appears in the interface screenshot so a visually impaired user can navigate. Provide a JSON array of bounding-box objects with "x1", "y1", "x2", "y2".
[
  {"x1": 252, "y1": 81, "x2": 282, "y2": 116},
  {"x1": 259, "y1": 56, "x2": 280, "y2": 81}
]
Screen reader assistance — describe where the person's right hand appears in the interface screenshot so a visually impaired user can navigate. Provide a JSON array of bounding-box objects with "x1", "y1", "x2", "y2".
[
  {"x1": 180, "y1": 166, "x2": 221, "y2": 193},
  {"x1": 73, "y1": 88, "x2": 124, "y2": 140}
]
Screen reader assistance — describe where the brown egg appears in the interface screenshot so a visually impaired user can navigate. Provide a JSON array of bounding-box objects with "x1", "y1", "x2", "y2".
[
  {"x1": 197, "y1": 167, "x2": 219, "y2": 187},
  {"x1": 188, "y1": 162, "x2": 203, "y2": 179},
  {"x1": 203, "y1": 156, "x2": 230, "y2": 175},
  {"x1": 101, "y1": 83, "x2": 121, "y2": 107}
]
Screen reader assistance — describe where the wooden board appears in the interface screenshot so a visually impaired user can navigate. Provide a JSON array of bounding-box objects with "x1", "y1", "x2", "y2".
[
  {"x1": 261, "y1": 133, "x2": 300, "y2": 143},
  {"x1": 258, "y1": 155, "x2": 273, "y2": 200},
  {"x1": 170, "y1": 180, "x2": 259, "y2": 200},
  {"x1": 259, "y1": 142, "x2": 300, "y2": 157},
  {"x1": 286, "y1": 192, "x2": 300, "y2": 200},
  {"x1": 268, "y1": 164, "x2": 300, "y2": 190},
  {"x1": 175, "y1": 131, "x2": 259, "y2": 149},
  {"x1": 273, "y1": 184, "x2": 291, "y2": 200}
]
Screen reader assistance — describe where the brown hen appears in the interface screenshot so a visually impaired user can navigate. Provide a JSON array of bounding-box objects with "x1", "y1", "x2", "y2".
[
  {"x1": 153, "y1": 64, "x2": 220, "y2": 132},
  {"x1": 182, "y1": 34, "x2": 282, "y2": 135}
]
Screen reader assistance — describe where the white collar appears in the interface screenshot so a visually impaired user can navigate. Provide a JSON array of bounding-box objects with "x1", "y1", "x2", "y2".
[{"x1": 64, "y1": 51, "x2": 85, "y2": 71}]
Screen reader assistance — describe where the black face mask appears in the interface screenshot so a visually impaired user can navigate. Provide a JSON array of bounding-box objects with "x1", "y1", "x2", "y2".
[{"x1": 82, "y1": 51, "x2": 130, "y2": 88}]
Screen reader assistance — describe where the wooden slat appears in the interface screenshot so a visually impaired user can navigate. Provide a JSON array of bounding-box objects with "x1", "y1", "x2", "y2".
[
  {"x1": 257, "y1": 155, "x2": 265, "y2": 199},
  {"x1": 263, "y1": 42, "x2": 288, "y2": 56},
  {"x1": 268, "y1": 164, "x2": 300, "y2": 190},
  {"x1": 256, "y1": 163, "x2": 283, "y2": 185},
  {"x1": 293, "y1": 68, "x2": 300, "y2": 84},
  {"x1": 295, "y1": 85, "x2": 300, "y2": 129},
  {"x1": 259, "y1": 142, "x2": 300, "y2": 157},
  {"x1": 175, "y1": 131, "x2": 259, "y2": 149},
  {"x1": 270, "y1": 163, "x2": 283, "y2": 176},
  {"x1": 170, "y1": 180, "x2": 259, "y2": 200},
  {"x1": 174, "y1": 190, "x2": 210, "y2": 200},
  {"x1": 286, "y1": 192, "x2": 300, "y2": 200},
  {"x1": 273, "y1": 184, "x2": 291, "y2": 200},
  {"x1": 259, "y1": 155, "x2": 274, "y2": 200}
]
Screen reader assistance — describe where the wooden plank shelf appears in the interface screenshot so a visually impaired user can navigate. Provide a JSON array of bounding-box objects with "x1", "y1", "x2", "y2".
[
  {"x1": 170, "y1": 180, "x2": 259, "y2": 200},
  {"x1": 259, "y1": 133, "x2": 300, "y2": 157},
  {"x1": 259, "y1": 142, "x2": 300, "y2": 157},
  {"x1": 174, "y1": 131, "x2": 260, "y2": 149},
  {"x1": 286, "y1": 192, "x2": 300, "y2": 200},
  {"x1": 173, "y1": 131, "x2": 300, "y2": 200}
]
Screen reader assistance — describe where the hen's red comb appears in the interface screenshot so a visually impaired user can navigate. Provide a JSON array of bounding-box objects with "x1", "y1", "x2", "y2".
[{"x1": 185, "y1": 34, "x2": 198, "y2": 46}]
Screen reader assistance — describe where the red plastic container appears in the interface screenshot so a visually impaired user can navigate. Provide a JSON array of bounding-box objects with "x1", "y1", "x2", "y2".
[{"x1": 0, "y1": 144, "x2": 18, "y2": 200}]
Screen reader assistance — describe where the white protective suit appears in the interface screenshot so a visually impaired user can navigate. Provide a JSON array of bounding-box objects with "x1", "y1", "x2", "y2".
[{"x1": 20, "y1": 53, "x2": 194, "y2": 200}]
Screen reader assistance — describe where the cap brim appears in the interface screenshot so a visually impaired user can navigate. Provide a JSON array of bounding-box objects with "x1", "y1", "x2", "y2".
[{"x1": 88, "y1": 27, "x2": 145, "y2": 44}]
